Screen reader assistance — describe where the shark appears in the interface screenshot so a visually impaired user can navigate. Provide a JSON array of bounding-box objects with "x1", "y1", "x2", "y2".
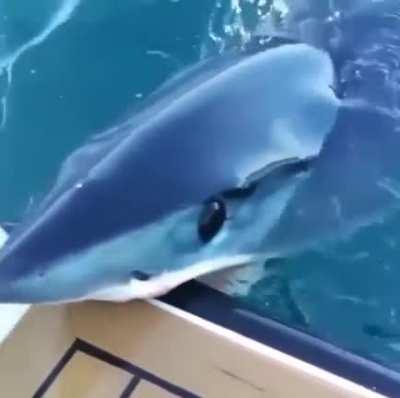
[{"x1": 0, "y1": 42, "x2": 339, "y2": 303}]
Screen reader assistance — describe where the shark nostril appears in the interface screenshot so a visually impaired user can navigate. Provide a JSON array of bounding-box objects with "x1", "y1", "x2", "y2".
[{"x1": 131, "y1": 270, "x2": 151, "y2": 281}]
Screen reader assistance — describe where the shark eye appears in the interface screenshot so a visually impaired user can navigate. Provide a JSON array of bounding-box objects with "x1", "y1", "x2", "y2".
[{"x1": 198, "y1": 198, "x2": 226, "y2": 243}]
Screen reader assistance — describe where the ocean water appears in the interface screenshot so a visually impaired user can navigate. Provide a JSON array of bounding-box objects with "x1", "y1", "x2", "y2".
[{"x1": 2, "y1": 0, "x2": 400, "y2": 371}]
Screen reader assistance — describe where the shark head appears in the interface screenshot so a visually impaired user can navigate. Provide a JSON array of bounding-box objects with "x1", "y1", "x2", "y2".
[
  {"x1": 0, "y1": 42, "x2": 338, "y2": 303},
  {"x1": 0, "y1": 157, "x2": 311, "y2": 303}
]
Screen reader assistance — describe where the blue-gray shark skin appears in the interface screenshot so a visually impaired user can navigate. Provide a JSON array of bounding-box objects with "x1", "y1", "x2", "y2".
[{"x1": 0, "y1": 43, "x2": 338, "y2": 303}]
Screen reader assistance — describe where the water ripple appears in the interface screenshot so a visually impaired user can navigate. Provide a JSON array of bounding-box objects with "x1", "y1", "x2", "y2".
[{"x1": 0, "y1": 0, "x2": 81, "y2": 129}]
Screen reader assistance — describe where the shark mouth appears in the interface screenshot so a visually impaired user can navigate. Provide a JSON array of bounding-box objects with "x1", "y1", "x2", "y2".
[{"x1": 88, "y1": 254, "x2": 264, "y2": 303}]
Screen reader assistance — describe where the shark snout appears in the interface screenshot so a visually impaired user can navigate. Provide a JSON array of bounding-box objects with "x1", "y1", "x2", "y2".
[
  {"x1": 0, "y1": 235, "x2": 67, "y2": 303},
  {"x1": 0, "y1": 252, "x2": 28, "y2": 303}
]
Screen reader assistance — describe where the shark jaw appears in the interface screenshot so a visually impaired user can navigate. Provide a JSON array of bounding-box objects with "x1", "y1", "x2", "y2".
[{"x1": 87, "y1": 253, "x2": 263, "y2": 302}]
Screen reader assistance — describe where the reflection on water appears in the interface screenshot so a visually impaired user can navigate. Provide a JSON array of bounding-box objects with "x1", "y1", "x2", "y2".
[{"x1": 2, "y1": 0, "x2": 400, "y2": 370}]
